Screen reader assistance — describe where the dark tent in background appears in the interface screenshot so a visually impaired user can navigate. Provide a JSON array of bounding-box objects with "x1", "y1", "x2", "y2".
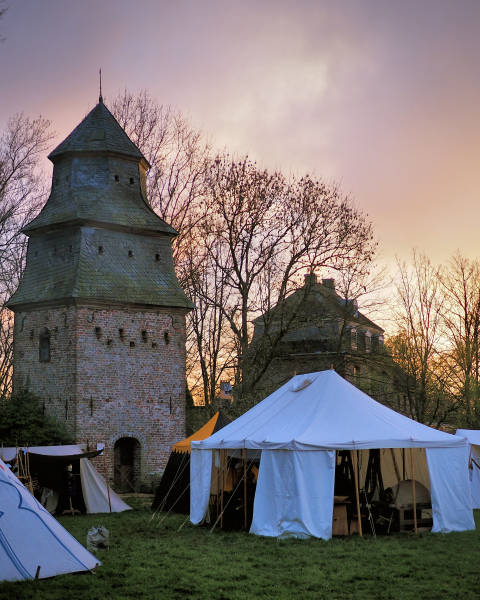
[
  {"x1": 1, "y1": 445, "x2": 131, "y2": 514},
  {"x1": 152, "y1": 411, "x2": 231, "y2": 514}
]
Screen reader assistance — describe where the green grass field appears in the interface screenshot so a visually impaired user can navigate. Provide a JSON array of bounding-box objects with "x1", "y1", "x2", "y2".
[{"x1": 1, "y1": 497, "x2": 479, "y2": 600}]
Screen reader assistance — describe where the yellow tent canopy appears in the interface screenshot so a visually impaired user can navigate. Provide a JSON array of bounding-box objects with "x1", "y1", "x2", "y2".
[{"x1": 173, "y1": 412, "x2": 224, "y2": 454}]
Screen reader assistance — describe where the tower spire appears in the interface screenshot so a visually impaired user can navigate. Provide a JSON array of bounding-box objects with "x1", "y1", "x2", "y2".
[{"x1": 99, "y1": 68, "x2": 103, "y2": 103}]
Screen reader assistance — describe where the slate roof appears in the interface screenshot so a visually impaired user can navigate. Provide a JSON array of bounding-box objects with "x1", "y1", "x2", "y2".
[
  {"x1": 8, "y1": 100, "x2": 192, "y2": 310},
  {"x1": 254, "y1": 277, "x2": 384, "y2": 333},
  {"x1": 23, "y1": 186, "x2": 178, "y2": 236},
  {"x1": 7, "y1": 231, "x2": 193, "y2": 309},
  {"x1": 48, "y1": 100, "x2": 147, "y2": 163}
]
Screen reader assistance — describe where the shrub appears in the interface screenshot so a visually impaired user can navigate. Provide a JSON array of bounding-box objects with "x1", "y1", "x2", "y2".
[{"x1": 0, "y1": 389, "x2": 74, "y2": 446}]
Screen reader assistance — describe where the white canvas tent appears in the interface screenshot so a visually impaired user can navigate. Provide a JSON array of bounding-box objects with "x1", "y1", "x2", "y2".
[
  {"x1": 456, "y1": 429, "x2": 480, "y2": 509},
  {"x1": 191, "y1": 370, "x2": 475, "y2": 539},
  {"x1": 0, "y1": 445, "x2": 131, "y2": 514},
  {"x1": 0, "y1": 457, "x2": 99, "y2": 582}
]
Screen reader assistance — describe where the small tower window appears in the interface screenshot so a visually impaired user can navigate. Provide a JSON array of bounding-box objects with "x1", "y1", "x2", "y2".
[
  {"x1": 39, "y1": 328, "x2": 51, "y2": 362},
  {"x1": 141, "y1": 330, "x2": 148, "y2": 342},
  {"x1": 128, "y1": 250, "x2": 133, "y2": 258},
  {"x1": 129, "y1": 177, "x2": 134, "y2": 184},
  {"x1": 155, "y1": 253, "x2": 160, "y2": 262},
  {"x1": 164, "y1": 331, "x2": 170, "y2": 345},
  {"x1": 130, "y1": 341, "x2": 135, "y2": 348},
  {"x1": 95, "y1": 326, "x2": 102, "y2": 340},
  {"x1": 119, "y1": 328, "x2": 125, "y2": 341},
  {"x1": 115, "y1": 175, "x2": 119, "y2": 182},
  {"x1": 98, "y1": 246, "x2": 104, "y2": 255}
]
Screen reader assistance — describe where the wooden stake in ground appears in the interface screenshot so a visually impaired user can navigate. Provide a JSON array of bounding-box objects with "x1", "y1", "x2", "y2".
[
  {"x1": 103, "y1": 445, "x2": 112, "y2": 513},
  {"x1": 351, "y1": 450, "x2": 363, "y2": 537},
  {"x1": 220, "y1": 449, "x2": 225, "y2": 530},
  {"x1": 242, "y1": 448, "x2": 247, "y2": 530},
  {"x1": 410, "y1": 448, "x2": 418, "y2": 534}
]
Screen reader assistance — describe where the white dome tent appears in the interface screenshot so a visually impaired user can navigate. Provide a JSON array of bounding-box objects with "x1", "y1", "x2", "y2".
[
  {"x1": 190, "y1": 370, "x2": 475, "y2": 539},
  {"x1": 0, "y1": 457, "x2": 99, "y2": 582}
]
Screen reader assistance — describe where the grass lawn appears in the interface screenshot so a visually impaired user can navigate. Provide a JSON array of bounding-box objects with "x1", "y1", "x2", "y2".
[{"x1": 1, "y1": 497, "x2": 479, "y2": 600}]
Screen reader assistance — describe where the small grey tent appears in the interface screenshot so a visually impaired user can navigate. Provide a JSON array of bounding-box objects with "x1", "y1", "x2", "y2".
[{"x1": 0, "y1": 457, "x2": 99, "y2": 582}]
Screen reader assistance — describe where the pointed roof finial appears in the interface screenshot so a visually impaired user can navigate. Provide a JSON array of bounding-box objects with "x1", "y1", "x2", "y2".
[{"x1": 99, "y1": 68, "x2": 103, "y2": 103}]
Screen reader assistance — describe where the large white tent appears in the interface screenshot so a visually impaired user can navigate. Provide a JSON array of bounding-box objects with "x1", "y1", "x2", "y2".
[
  {"x1": 0, "y1": 457, "x2": 99, "y2": 582},
  {"x1": 191, "y1": 370, "x2": 475, "y2": 539},
  {"x1": 456, "y1": 429, "x2": 480, "y2": 509},
  {"x1": 0, "y1": 445, "x2": 131, "y2": 514}
]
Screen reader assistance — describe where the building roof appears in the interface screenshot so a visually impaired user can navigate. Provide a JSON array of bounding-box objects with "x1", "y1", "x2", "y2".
[
  {"x1": 7, "y1": 99, "x2": 192, "y2": 310},
  {"x1": 48, "y1": 100, "x2": 148, "y2": 164},
  {"x1": 255, "y1": 274, "x2": 384, "y2": 334},
  {"x1": 24, "y1": 100, "x2": 176, "y2": 236}
]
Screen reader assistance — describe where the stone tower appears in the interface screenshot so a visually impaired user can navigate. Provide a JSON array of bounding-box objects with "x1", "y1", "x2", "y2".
[{"x1": 7, "y1": 99, "x2": 193, "y2": 490}]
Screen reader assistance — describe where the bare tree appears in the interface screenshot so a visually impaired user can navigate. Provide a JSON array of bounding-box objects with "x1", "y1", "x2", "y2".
[
  {"x1": 389, "y1": 251, "x2": 456, "y2": 425},
  {"x1": 0, "y1": 1, "x2": 8, "y2": 42},
  {"x1": 0, "y1": 112, "x2": 53, "y2": 394},
  {"x1": 438, "y1": 254, "x2": 480, "y2": 426},
  {"x1": 200, "y1": 155, "x2": 377, "y2": 406},
  {"x1": 111, "y1": 90, "x2": 210, "y2": 273}
]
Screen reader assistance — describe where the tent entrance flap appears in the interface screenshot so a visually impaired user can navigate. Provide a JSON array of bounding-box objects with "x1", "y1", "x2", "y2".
[{"x1": 250, "y1": 449, "x2": 336, "y2": 540}]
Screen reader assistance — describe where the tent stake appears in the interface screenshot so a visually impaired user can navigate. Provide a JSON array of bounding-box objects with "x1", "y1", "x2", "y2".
[
  {"x1": 220, "y1": 450, "x2": 225, "y2": 530},
  {"x1": 242, "y1": 448, "x2": 247, "y2": 530},
  {"x1": 103, "y1": 445, "x2": 112, "y2": 513},
  {"x1": 410, "y1": 448, "x2": 417, "y2": 534},
  {"x1": 351, "y1": 450, "x2": 363, "y2": 537}
]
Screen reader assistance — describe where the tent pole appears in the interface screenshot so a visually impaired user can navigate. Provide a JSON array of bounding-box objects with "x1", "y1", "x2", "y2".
[
  {"x1": 220, "y1": 450, "x2": 224, "y2": 530},
  {"x1": 402, "y1": 448, "x2": 406, "y2": 480},
  {"x1": 351, "y1": 450, "x2": 363, "y2": 537},
  {"x1": 410, "y1": 448, "x2": 417, "y2": 534},
  {"x1": 242, "y1": 448, "x2": 247, "y2": 530},
  {"x1": 103, "y1": 445, "x2": 112, "y2": 513}
]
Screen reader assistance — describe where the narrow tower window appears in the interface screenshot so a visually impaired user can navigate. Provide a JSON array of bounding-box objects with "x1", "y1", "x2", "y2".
[
  {"x1": 128, "y1": 250, "x2": 133, "y2": 258},
  {"x1": 155, "y1": 253, "x2": 160, "y2": 262},
  {"x1": 115, "y1": 175, "x2": 119, "y2": 182},
  {"x1": 39, "y1": 328, "x2": 51, "y2": 362},
  {"x1": 98, "y1": 246, "x2": 104, "y2": 255},
  {"x1": 129, "y1": 177, "x2": 134, "y2": 184}
]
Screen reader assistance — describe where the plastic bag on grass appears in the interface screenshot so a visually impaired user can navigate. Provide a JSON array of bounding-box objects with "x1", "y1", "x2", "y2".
[{"x1": 87, "y1": 526, "x2": 109, "y2": 552}]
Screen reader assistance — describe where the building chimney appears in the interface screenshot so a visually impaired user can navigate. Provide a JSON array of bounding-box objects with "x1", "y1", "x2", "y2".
[
  {"x1": 322, "y1": 278, "x2": 335, "y2": 291},
  {"x1": 303, "y1": 272, "x2": 318, "y2": 287}
]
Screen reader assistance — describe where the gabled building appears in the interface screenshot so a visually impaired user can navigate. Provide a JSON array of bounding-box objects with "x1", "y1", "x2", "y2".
[
  {"x1": 7, "y1": 98, "x2": 192, "y2": 490},
  {"x1": 248, "y1": 273, "x2": 407, "y2": 413}
]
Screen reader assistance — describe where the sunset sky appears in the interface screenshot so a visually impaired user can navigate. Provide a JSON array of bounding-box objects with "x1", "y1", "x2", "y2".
[{"x1": 1, "y1": 0, "x2": 479, "y2": 267}]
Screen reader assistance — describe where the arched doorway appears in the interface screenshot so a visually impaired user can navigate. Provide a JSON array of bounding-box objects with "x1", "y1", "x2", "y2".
[{"x1": 114, "y1": 437, "x2": 141, "y2": 492}]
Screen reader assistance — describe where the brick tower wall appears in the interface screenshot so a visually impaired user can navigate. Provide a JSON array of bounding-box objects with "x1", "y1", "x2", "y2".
[
  {"x1": 12, "y1": 304, "x2": 187, "y2": 486},
  {"x1": 74, "y1": 305, "x2": 187, "y2": 483},
  {"x1": 12, "y1": 306, "x2": 78, "y2": 433}
]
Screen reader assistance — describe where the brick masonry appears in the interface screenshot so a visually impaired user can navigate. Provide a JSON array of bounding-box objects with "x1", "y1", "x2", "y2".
[{"x1": 13, "y1": 304, "x2": 187, "y2": 487}]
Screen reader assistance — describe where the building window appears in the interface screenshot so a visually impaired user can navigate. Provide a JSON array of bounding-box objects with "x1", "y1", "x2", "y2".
[
  {"x1": 39, "y1": 328, "x2": 51, "y2": 362},
  {"x1": 357, "y1": 331, "x2": 366, "y2": 351}
]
